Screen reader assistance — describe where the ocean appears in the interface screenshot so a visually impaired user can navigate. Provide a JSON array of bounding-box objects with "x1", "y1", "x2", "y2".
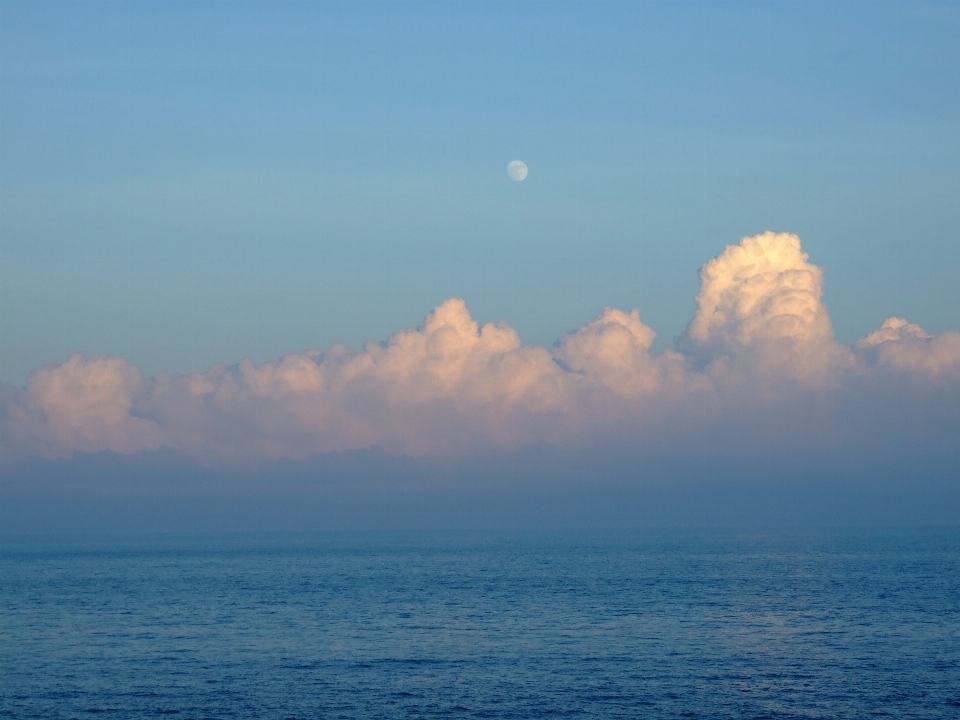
[{"x1": 2, "y1": 529, "x2": 958, "y2": 719}]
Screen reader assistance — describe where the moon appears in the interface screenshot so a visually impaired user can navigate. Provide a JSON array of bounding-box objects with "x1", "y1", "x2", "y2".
[{"x1": 507, "y1": 160, "x2": 528, "y2": 182}]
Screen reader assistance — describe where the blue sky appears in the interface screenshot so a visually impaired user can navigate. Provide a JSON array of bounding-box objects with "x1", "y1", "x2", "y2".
[{"x1": 3, "y1": 1, "x2": 958, "y2": 384}]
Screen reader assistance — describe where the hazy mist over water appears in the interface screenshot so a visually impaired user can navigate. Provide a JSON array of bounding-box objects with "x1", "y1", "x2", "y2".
[{"x1": 2, "y1": 529, "x2": 959, "y2": 718}]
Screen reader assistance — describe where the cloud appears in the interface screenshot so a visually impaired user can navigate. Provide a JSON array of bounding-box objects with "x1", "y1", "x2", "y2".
[
  {"x1": 2, "y1": 232, "x2": 958, "y2": 465},
  {"x1": 687, "y1": 232, "x2": 831, "y2": 348},
  {"x1": 678, "y1": 231, "x2": 855, "y2": 390},
  {"x1": 855, "y1": 317, "x2": 960, "y2": 377},
  {"x1": 1, "y1": 354, "x2": 163, "y2": 458}
]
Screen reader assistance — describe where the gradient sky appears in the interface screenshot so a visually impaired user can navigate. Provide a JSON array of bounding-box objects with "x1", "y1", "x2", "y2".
[
  {"x1": 2, "y1": 2, "x2": 960, "y2": 533},
  {"x1": 3, "y1": 0, "x2": 959, "y2": 386}
]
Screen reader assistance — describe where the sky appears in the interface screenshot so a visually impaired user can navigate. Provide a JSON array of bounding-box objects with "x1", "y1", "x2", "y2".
[{"x1": 1, "y1": 2, "x2": 959, "y2": 531}]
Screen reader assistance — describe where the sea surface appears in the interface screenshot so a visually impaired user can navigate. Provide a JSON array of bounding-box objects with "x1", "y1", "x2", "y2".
[{"x1": 1, "y1": 529, "x2": 959, "y2": 719}]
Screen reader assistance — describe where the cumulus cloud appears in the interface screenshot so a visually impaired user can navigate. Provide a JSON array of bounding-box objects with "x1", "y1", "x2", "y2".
[
  {"x1": 855, "y1": 317, "x2": 960, "y2": 377},
  {"x1": 2, "y1": 232, "x2": 958, "y2": 465},
  {"x1": 687, "y1": 232, "x2": 832, "y2": 348},
  {"x1": 1, "y1": 354, "x2": 163, "y2": 458},
  {"x1": 677, "y1": 231, "x2": 856, "y2": 390}
]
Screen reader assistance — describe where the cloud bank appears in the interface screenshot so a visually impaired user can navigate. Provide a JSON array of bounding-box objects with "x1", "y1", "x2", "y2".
[{"x1": 3, "y1": 232, "x2": 959, "y2": 466}]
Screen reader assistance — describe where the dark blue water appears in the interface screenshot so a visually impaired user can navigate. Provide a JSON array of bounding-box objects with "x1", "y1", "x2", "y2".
[{"x1": 2, "y1": 529, "x2": 959, "y2": 719}]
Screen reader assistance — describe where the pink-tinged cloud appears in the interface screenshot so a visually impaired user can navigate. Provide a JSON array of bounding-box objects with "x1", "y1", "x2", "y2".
[
  {"x1": 1, "y1": 354, "x2": 163, "y2": 458},
  {"x1": 678, "y1": 231, "x2": 856, "y2": 389},
  {"x1": 688, "y1": 232, "x2": 833, "y2": 348},
  {"x1": 2, "y1": 232, "x2": 958, "y2": 464},
  {"x1": 855, "y1": 317, "x2": 960, "y2": 378}
]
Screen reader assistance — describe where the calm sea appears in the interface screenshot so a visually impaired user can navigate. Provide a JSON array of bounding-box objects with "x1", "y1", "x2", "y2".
[{"x1": 2, "y1": 529, "x2": 958, "y2": 719}]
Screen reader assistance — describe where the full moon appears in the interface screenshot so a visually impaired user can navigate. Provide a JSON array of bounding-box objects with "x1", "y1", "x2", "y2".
[{"x1": 507, "y1": 160, "x2": 528, "y2": 181}]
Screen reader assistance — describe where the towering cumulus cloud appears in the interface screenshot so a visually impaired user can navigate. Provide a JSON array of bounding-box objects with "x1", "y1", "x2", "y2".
[
  {"x1": 680, "y1": 232, "x2": 849, "y2": 384},
  {"x1": 2, "y1": 232, "x2": 959, "y2": 465}
]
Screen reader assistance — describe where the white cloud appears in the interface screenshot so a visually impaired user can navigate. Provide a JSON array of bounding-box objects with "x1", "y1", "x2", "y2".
[
  {"x1": 855, "y1": 317, "x2": 960, "y2": 377},
  {"x1": 2, "y1": 232, "x2": 958, "y2": 464},
  {"x1": 679, "y1": 231, "x2": 855, "y2": 389},
  {"x1": 688, "y1": 232, "x2": 832, "y2": 348},
  {"x1": 1, "y1": 354, "x2": 163, "y2": 458}
]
